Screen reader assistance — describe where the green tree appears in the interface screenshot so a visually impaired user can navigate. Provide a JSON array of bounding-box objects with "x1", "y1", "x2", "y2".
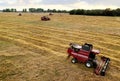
[
  {"x1": 5, "y1": 8, "x2": 11, "y2": 12},
  {"x1": 23, "y1": 9, "x2": 27, "y2": 12},
  {"x1": 11, "y1": 8, "x2": 14, "y2": 12},
  {"x1": 29, "y1": 8, "x2": 36, "y2": 12},
  {"x1": 36, "y1": 8, "x2": 44, "y2": 12},
  {"x1": 116, "y1": 8, "x2": 120, "y2": 16},
  {"x1": 69, "y1": 9, "x2": 76, "y2": 15}
]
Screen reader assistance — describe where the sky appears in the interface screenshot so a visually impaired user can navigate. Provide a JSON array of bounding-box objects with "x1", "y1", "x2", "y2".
[{"x1": 0, "y1": 0, "x2": 120, "y2": 11}]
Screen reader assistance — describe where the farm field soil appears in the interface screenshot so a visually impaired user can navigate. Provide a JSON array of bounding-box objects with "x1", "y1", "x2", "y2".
[{"x1": 0, "y1": 13, "x2": 120, "y2": 81}]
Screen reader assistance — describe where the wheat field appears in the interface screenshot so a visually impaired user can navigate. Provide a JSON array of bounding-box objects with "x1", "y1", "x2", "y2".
[{"x1": 0, "y1": 13, "x2": 120, "y2": 81}]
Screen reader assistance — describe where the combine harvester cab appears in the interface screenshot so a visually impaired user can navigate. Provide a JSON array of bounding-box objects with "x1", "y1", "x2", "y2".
[{"x1": 67, "y1": 43, "x2": 110, "y2": 76}]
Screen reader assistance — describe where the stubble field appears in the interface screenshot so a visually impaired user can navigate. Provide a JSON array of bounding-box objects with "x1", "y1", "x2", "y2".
[{"x1": 0, "y1": 13, "x2": 120, "y2": 81}]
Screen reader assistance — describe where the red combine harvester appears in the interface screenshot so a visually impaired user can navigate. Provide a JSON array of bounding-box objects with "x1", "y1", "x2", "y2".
[
  {"x1": 41, "y1": 16, "x2": 50, "y2": 21},
  {"x1": 67, "y1": 43, "x2": 110, "y2": 76}
]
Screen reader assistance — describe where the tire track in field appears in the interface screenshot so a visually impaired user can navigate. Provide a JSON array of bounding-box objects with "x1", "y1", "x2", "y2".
[
  {"x1": 0, "y1": 35, "x2": 66, "y2": 57},
  {"x1": 28, "y1": 25, "x2": 120, "y2": 43},
  {"x1": 0, "y1": 28, "x2": 119, "y2": 52},
  {"x1": 0, "y1": 32, "x2": 67, "y2": 54},
  {"x1": 2, "y1": 21, "x2": 120, "y2": 45},
  {"x1": 0, "y1": 27, "x2": 119, "y2": 56},
  {"x1": 0, "y1": 27, "x2": 120, "y2": 55},
  {"x1": 20, "y1": 25, "x2": 120, "y2": 46},
  {"x1": 2, "y1": 24, "x2": 120, "y2": 45},
  {"x1": 1, "y1": 25, "x2": 120, "y2": 49}
]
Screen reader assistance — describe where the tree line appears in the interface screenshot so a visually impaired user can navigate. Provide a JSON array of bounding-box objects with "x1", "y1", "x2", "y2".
[
  {"x1": 2, "y1": 8, "x2": 120, "y2": 16},
  {"x1": 69, "y1": 8, "x2": 120, "y2": 16},
  {"x1": 2, "y1": 8, "x2": 68, "y2": 13},
  {"x1": 3, "y1": 8, "x2": 17, "y2": 12}
]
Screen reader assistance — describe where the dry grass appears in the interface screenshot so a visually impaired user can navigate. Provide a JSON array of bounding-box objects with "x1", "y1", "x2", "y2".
[{"x1": 0, "y1": 12, "x2": 120, "y2": 81}]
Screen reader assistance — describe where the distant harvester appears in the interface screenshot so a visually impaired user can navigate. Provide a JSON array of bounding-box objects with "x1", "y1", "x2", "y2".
[
  {"x1": 41, "y1": 16, "x2": 50, "y2": 21},
  {"x1": 18, "y1": 13, "x2": 22, "y2": 16},
  {"x1": 49, "y1": 13, "x2": 53, "y2": 16}
]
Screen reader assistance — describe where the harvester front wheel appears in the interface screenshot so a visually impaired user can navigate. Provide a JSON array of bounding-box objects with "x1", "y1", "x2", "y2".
[
  {"x1": 85, "y1": 61, "x2": 93, "y2": 68},
  {"x1": 71, "y1": 58, "x2": 77, "y2": 64}
]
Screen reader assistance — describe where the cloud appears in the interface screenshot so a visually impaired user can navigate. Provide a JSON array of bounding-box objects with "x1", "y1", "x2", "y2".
[
  {"x1": 0, "y1": 0, "x2": 42, "y2": 6},
  {"x1": 0, "y1": 0, "x2": 120, "y2": 10},
  {"x1": 0, "y1": 0, "x2": 17, "y2": 5},
  {"x1": 29, "y1": 0, "x2": 42, "y2": 4},
  {"x1": 80, "y1": 0, "x2": 120, "y2": 6},
  {"x1": 68, "y1": 1, "x2": 120, "y2": 9},
  {"x1": 41, "y1": 0, "x2": 78, "y2": 5}
]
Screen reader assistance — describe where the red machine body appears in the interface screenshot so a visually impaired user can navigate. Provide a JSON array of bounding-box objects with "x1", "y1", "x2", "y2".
[
  {"x1": 68, "y1": 45, "x2": 99, "y2": 63},
  {"x1": 41, "y1": 16, "x2": 50, "y2": 21},
  {"x1": 67, "y1": 43, "x2": 110, "y2": 76}
]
